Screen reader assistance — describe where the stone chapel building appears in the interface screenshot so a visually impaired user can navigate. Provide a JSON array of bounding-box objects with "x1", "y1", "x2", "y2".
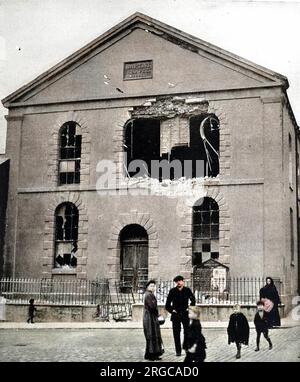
[{"x1": 0, "y1": 13, "x2": 299, "y2": 309}]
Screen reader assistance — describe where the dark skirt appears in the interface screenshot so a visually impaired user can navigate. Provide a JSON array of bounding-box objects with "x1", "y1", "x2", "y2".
[
  {"x1": 267, "y1": 305, "x2": 281, "y2": 327},
  {"x1": 143, "y1": 310, "x2": 164, "y2": 360}
]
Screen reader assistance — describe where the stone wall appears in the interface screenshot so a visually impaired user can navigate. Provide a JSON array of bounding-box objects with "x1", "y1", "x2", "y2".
[
  {"x1": 2, "y1": 302, "x2": 285, "y2": 322},
  {"x1": 4, "y1": 303, "x2": 98, "y2": 322},
  {"x1": 0, "y1": 159, "x2": 9, "y2": 278}
]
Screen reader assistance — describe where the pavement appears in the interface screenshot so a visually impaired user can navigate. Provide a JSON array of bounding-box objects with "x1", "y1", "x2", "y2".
[
  {"x1": 0, "y1": 317, "x2": 299, "y2": 362},
  {"x1": 0, "y1": 326, "x2": 299, "y2": 362}
]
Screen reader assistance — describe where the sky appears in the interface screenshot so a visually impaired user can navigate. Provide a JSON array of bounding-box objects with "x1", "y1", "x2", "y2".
[{"x1": 0, "y1": 0, "x2": 300, "y2": 154}]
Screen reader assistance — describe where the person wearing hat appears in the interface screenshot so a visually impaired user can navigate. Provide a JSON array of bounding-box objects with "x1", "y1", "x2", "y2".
[{"x1": 165, "y1": 275, "x2": 196, "y2": 356}]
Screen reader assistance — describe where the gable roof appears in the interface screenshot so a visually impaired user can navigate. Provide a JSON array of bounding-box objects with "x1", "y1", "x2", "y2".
[{"x1": 2, "y1": 12, "x2": 289, "y2": 107}]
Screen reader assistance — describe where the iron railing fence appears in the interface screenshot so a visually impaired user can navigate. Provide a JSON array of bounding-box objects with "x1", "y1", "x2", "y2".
[
  {"x1": 109, "y1": 281, "x2": 135, "y2": 320},
  {"x1": 0, "y1": 277, "x2": 282, "y2": 311},
  {"x1": 136, "y1": 279, "x2": 192, "y2": 304},
  {"x1": 135, "y1": 277, "x2": 282, "y2": 305},
  {"x1": 0, "y1": 277, "x2": 110, "y2": 306},
  {"x1": 193, "y1": 277, "x2": 282, "y2": 305}
]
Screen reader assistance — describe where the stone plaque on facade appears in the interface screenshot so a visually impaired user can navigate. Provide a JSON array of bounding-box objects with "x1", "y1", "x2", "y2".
[{"x1": 124, "y1": 60, "x2": 153, "y2": 80}]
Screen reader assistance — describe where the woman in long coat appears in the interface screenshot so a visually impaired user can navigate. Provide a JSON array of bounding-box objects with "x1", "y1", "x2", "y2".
[
  {"x1": 143, "y1": 280, "x2": 164, "y2": 361},
  {"x1": 259, "y1": 277, "x2": 281, "y2": 327}
]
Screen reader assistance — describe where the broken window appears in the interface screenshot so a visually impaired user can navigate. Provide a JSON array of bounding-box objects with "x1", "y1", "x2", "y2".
[
  {"x1": 192, "y1": 197, "x2": 219, "y2": 266},
  {"x1": 124, "y1": 113, "x2": 219, "y2": 181},
  {"x1": 59, "y1": 121, "x2": 81, "y2": 185},
  {"x1": 124, "y1": 118, "x2": 161, "y2": 178},
  {"x1": 54, "y1": 202, "x2": 79, "y2": 269},
  {"x1": 189, "y1": 114, "x2": 219, "y2": 178}
]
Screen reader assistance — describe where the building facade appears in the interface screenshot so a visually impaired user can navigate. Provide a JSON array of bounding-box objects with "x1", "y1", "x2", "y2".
[
  {"x1": 0, "y1": 158, "x2": 9, "y2": 278},
  {"x1": 1, "y1": 13, "x2": 299, "y2": 310}
]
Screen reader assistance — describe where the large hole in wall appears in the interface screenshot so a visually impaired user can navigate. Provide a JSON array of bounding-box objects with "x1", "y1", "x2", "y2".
[
  {"x1": 124, "y1": 114, "x2": 219, "y2": 180},
  {"x1": 125, "y1": 118, "x2": 161, "y2": 178}
]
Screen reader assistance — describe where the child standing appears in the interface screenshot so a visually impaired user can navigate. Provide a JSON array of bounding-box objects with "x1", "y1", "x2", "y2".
[
  {"x1": 27, "y1": 298, "x2": 37, "y2": 323},
  {"x1": 183, "y1": 306, "x2": 206, "y2": 363},
  {"x1": 227, "y1": 304, "x2": 250, "y2": 359},
  {"x1": 254, "y1": 301, "x2": 273, "y2": 351}
]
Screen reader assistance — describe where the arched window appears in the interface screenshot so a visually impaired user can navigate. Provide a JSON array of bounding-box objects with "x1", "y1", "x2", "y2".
[
  {"x1": 59, "y1": 121, "x2": 81, "y2": 185},
  {"x1": 192, "y1": 197, "x2": 219, "y2": 266},
  {"x1": 54, "y1": 202, "x2": 79, "y2": 268},
  {"x1": 120, "y1": 224, "x2": 148, "y2": 291}
]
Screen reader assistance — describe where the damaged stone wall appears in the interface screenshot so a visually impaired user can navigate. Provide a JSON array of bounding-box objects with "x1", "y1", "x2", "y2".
[
  {"x1": 131, "y1": 96, "x2": 209, "y2": 157},
  {"x1": 108, "y1": 98, "x2": 232, "y2": 279},
  {"x1": 160, "y1": 117, "x2": 189, "y2": 156}
]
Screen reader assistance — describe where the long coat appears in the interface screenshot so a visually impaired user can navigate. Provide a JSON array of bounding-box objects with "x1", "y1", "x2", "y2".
[
  {"x1": 254, "y1": 311, "x2": 269, "y2": 333},
  {"x1": 143, "y1": 291, "x2": 164, "y2": 359},
  {"x1": 183, "y1": 319, "x2": 206, "y2": 362},
  {"x1": 260, "y1": 283, "x2": 281, "y2": 327},
  {"x1": 227, "y1": 312, "x2": 250, "y2": 345}
]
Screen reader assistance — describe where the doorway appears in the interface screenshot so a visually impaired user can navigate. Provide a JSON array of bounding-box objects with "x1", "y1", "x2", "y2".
[{"x1": 120, "y1": 224, "x2": 149, "y2": 291}]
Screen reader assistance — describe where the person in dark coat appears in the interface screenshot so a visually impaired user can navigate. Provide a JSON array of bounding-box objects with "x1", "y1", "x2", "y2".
[
  {"x1": 143, "y1": 280, "x2": 164, "y2": 361},
  {"x1": 254, "y1": 301, "x2": 273, "y2": 351},
  {"x1": 259, "y1": 277, "x2": 281, "y2": 327},
  {"x1": 183, "y1": 306, "x2": 206, "y2": 363},
  {"x1": 27, "y1": 298, "x2": 37, "y2": 324},
  {"x1": 227, "y1": 304, "x2": 250, "y2": 359},
  {"x1": 165, "y1": 275, "x2": 196, "y2": 356}
]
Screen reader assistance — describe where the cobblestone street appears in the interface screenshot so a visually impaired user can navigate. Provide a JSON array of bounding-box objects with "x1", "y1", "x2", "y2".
[{"x1": 0, "y1": 326, "x2": 299, "y2": 362}]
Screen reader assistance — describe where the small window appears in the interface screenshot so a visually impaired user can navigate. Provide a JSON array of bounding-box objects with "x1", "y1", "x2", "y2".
[
  {"x1": 54, "y1": 203, "x2": 79, "y2": 269},
  {"x1": 59, "y1": 122, "x2": 81, "y2": 185}
]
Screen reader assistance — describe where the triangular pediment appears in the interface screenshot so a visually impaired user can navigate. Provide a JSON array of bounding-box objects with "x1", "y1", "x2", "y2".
[{"x1": 2, "y1": 13, "x2": 288, "y2": 107}]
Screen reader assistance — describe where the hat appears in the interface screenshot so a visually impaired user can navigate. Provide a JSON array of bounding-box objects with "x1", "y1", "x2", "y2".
[
  {"x1": 173, "y1": 275, "x2": 184, "y2": 282},
  {"x1": 145, "y1": 280, "x2": 156, "y2": 288}
]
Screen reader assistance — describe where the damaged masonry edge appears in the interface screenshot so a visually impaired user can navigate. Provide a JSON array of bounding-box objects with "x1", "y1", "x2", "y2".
[{"x1": 142, "y1": 96, "x2": 207, "y2": 107}]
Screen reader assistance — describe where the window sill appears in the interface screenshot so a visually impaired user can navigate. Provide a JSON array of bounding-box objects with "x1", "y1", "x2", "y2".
[{"x1": 52, "y1": 268, "x2": 77, "y2": 275}]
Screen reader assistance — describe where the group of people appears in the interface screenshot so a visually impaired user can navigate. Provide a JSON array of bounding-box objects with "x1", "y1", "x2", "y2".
[{"x1": 143, "y1": 275, "x2": 281, "y2": 362}]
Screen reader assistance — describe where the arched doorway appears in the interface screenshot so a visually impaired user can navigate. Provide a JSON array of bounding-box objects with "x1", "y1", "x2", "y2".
[{"x1": 120, "y1": 224, "x2": 149, "y2": 291}]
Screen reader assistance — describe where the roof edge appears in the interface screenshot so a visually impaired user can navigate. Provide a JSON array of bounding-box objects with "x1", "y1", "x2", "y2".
[{"x1": 2, "y1": 12, "x2": 289, "y2": 107}]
